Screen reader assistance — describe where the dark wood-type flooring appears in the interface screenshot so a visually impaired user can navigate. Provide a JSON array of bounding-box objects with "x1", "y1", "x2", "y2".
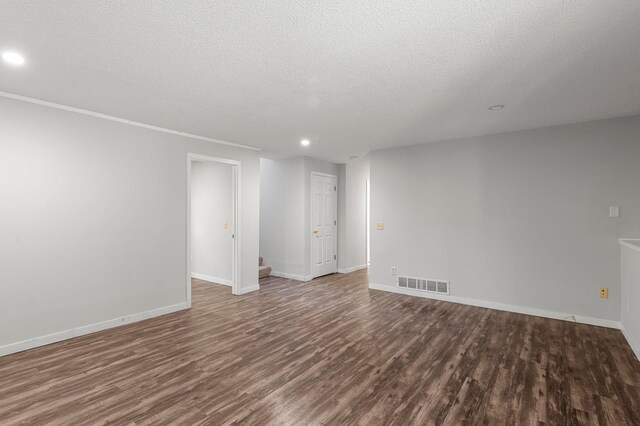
[{"x1": 1, "y1": 269, "x2": 639, "y2": 425}]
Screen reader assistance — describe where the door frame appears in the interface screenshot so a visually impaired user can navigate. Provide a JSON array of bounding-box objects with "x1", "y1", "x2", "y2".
[
  {"x1": 310, "y1": 171, "x2": 338, "y2": 279},
  {"x1": 366, "y1": 178, "x2": 370, "y2": 266},
  {"x1": 187, "y1": 153, "x2": 242, "y2": 303}
]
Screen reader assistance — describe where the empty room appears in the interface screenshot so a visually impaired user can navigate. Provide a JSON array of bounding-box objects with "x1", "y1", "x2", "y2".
[{"x1": 1, "y1": 2, "x2": 639, "y2": 425}]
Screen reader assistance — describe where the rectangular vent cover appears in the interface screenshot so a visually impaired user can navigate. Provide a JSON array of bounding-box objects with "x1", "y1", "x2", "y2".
[{"x1": 398, "y1": 276, "x2": 449, "y2": 295}]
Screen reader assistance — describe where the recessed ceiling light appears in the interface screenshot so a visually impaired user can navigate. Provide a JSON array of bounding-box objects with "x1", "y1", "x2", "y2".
[
  {"x1": 300, "y1": 139, "x2": 310, "y2": 146},
  {"x1": 2, "y1": 51, "x2": 25, "y2": 66},
  {"x1": 488, "y1": 104, "x2": 504, "y2": 111}
]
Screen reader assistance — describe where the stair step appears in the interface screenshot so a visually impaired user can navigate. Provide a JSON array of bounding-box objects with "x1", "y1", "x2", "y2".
[{"x1": 259, "y1": 265, "x2": 271, "y2": 279}]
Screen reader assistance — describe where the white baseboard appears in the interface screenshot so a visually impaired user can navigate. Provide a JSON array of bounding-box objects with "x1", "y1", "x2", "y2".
[
  {"x1": 191, "y1": 272, "x2": 232, "y2": 287},
  {"x1": 368, "y1": 283, "x2": 621, "y2": 330},
  {"x1": 237, "y1": 285, "x2": 260, "y2": 295},
  {"x1": 620, "y1": 323, "x2": 640, "y2": 361},
  {"x1": 271, "y1": 271, "x2": 312, "y2": 282},
  {"x1": 338, "y1": 264, "x2": 368, "y2": 274},
  {"x1": 0, "y1": 302, "x2": 190, "y2": 358}
]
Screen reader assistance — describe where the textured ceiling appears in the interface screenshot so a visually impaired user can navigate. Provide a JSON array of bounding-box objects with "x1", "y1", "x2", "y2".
[{"x1": 1, "y1": 1, "x2": 640, "y2": 163}]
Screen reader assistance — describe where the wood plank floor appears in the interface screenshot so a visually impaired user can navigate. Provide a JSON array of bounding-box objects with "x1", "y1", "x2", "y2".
[{"x1": 1, "y1": 269, "x2": 639, "y2": 425}]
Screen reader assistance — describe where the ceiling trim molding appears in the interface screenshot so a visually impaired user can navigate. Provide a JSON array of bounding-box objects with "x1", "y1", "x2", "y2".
[{"x1": 0, "y1": 90, "x2": 261, "y2": 152}]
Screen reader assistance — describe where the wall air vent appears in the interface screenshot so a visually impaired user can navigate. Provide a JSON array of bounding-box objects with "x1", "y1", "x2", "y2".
[{"x1": 398, "y1": 276, "x2": 449, "y2": 295}]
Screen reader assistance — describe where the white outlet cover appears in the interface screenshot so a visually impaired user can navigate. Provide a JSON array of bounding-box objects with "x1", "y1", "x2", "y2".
[{"x1": 609, "y1": 206, "x2": 620, "y2": 218}]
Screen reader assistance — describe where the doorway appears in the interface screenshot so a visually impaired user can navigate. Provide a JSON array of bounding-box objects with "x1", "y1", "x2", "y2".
[
  {"x1": 310, "y1": 172, "x2": 338, "y2": 279},
  {"x1": 187, "y1": 154, "x2": 240, "y2": 300},
  {"x1": 366, "y1": 178, "x2": 370, "y2": 267}
]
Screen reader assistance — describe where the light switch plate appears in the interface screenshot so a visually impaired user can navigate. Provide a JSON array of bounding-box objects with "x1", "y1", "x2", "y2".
[{"x1": 609, "y1": 206, "x2": 620, "y2": 218}]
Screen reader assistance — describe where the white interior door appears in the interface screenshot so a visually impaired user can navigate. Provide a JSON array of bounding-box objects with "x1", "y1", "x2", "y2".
[{"x1": 311, "y1": 173, "x2": 338, "y2": 278}]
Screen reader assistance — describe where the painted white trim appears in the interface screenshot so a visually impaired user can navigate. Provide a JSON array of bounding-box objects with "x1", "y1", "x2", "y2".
[
  {"x1": 0, "y1": 302, "x2": 189, "y2": 357},
  {"x1": 188, "y1": 153, "x2": 242, "y2": 166},
  {"x1": 187, "y1": 154, "x2": 245, "y2": 298},
  {"x1": 191, "y1": 272, "x2": 232, "y2": 287},
  {"x1": 620, "y1": 323, "x2": 640, "y2": 361},
  {"x1": 0, "y1": 90, "x2": 260, "y2": 151},
  {"x1": 271, "y1": 271, "x2": 313, "y2": 282},
  {"x1": 338, "y1": 264, "x2": 368, "y2": 274},
  {"x1": 237, "y1": 285, "x2": 260, "y2": 295},
  {"x1": 368, "y1": 283, "x2": 622, "y2": 329},
  {"x1": 619, "y1": 239, "x2": 640, "y2": 361},
  {"x1": 619, "y1": 238, "x2": 640, "y2": 253},
  {"x1": 311, "y1": 171, "x2": 339, "y2": 178}
]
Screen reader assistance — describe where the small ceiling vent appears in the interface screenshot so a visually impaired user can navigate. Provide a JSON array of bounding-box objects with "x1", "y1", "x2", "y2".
[{"x1": 398, "y1": 276, "x2": 449, "y2": 295}]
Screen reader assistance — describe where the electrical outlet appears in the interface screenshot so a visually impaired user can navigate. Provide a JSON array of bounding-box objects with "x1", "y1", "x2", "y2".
[
  {"x1": 391, "y1": 266, "x2": 396, "y2": 275},
  {"x1": 609, "y1": 206, "x2": 620, "y2": 218},
  {"x1": 599, "y1": 288, "x2": 608, "y2": 298}
]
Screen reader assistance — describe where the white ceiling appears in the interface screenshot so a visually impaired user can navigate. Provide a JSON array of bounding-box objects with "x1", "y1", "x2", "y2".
[{"x1": 2, "y1": 1, "x2": 640, "y2": 163}]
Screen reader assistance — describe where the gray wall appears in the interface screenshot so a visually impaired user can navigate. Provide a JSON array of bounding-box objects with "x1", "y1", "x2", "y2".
[
  {"x1": 259, "y1": 156, "x2": 340, "y2": 279},
  {"x1": 0, "y1": 96, "x2": 260, "y2": 350},
  {"x1": 370, "y1": 115, "x2": 640, "y2": 321},
  {"x1": 191, "y1": 161, "x2": 233, "y2": 284},
  {"x1": 337, "y1": 156, "x2": 370, "y2": 271},
  {"x1": 259, "y1": 157, "x2": 306, "y2": 277}
]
